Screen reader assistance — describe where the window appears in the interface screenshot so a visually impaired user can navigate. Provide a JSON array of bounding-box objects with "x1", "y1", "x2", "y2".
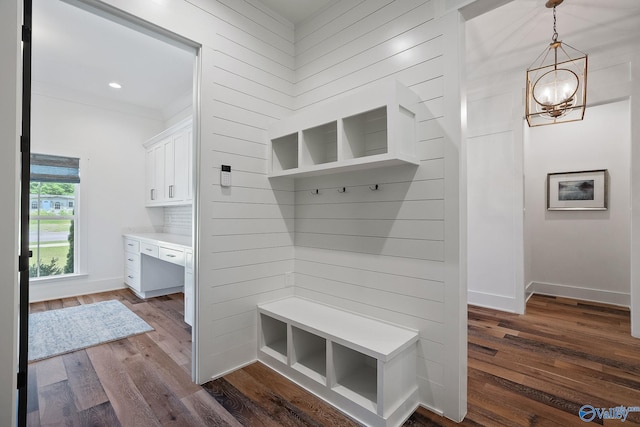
[{"x1": 29, "y1": 153, "x2": 80, "y2": 278}]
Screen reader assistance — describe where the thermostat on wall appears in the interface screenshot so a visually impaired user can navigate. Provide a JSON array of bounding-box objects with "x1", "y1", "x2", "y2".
[{"x1": 221, "y1": 165, "x2": 231, "y2": 187}]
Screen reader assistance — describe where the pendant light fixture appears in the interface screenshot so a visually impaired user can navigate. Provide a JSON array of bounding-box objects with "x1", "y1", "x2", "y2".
[{"x1": 525, "y1": 0, "x2": 587, "y2": 127}]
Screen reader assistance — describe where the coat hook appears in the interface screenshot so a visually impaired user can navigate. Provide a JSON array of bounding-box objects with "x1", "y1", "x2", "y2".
[
  {"x1": 369, "y1": 184, "x2": 380, "y2": 191},
  {"x1": 311, "y1": 189, "x2": 319, "y2": 195},
  {"x1": 337, "y1": 187, "x2": 346, "y2": 193}
]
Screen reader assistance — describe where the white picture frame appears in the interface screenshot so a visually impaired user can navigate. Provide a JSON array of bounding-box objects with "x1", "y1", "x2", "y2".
[{"x1": 547, "y1": 169, "x2": 608, "y2": 211}]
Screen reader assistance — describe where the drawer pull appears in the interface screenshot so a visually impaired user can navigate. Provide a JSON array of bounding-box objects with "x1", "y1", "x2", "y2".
[
  {"x1": 128, "y1": 275, "x2": 134, "y2": 279},
  {"x1": 146, "y1": 248, "x2": 153, "y2": 252},
  {"x1": 127, "y1": 243, "x2": 134, "y2": 247},
  {"x1": 127, "y1": 258, "x2": 134, "y2": 261},
  {"x1": 166, "y1": 254, "x2": 177, "y2": 258}
]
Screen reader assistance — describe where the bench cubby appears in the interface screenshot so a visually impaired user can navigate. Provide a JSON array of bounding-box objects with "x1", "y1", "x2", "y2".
[
  {"x1": 257, "y1": 297, "x2": 419, "y2": 427},
  {"x1": 259, "y1": 313, "x2": 287, "y2": 363}
]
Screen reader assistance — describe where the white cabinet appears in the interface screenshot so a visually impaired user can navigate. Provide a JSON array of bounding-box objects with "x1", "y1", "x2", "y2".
[
  {"x1": 124, "y1": 238, "x2": 141, "y2": 293},
  {"x1": 122, "y1": 234, "x2": 190, "y2": 300},
  {"x1": 144, "y1": 118, "x2": 192, "y2": 207},
  {"x1": 258, "y1": 297, "x2": 419, "y2": 427},
  {"x1": 268, "y1": 79, "x2": 421, "y2": 178},
  {"x1": 184, "y1": 249, "x2": 194, "y2": 326}
]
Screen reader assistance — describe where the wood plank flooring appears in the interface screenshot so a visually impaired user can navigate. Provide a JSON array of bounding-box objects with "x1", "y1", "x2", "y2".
[{"x1": 28, "y1": 290, "x2": 640, "y2": 426}]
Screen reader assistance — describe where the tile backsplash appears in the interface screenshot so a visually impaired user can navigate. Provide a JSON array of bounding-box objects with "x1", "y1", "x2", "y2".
[{"x1": 163, "y1": 205, "x2": 192, "y2": 236}]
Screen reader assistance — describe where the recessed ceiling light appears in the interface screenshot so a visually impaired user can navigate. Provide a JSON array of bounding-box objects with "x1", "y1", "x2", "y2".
[{"x1": 109, "y1": 82, "x2": 122, "y2": 89}]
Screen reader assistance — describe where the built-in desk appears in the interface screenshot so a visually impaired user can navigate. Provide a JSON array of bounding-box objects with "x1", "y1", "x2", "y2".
[{"x1": 123, "y1": 233, "x2": 194, "y2": 325}]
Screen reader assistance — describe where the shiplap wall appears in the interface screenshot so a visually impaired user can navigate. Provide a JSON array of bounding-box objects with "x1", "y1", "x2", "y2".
[
  {"x1": 187, "y1": 0, "x2": 297, "y2": 380},
  {"x1": 291, "y1": 0, "x2": 460, "y2": 417}
]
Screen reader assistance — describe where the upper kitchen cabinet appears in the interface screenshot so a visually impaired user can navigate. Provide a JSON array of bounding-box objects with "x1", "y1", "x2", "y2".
[
  {"x1": 267, "y1": 79, "x2": 421, "y2": 178},
  {"x1": 144, "y1": 118, "x2": 193, "y2": 206}
]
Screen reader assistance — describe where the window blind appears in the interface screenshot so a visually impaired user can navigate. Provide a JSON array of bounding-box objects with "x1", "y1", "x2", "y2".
[{"x1": 30, "y1": 153, "x2": 80, "y2": 183}]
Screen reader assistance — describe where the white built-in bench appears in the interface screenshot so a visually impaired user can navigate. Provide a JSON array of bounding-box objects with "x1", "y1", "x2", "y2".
[{"x1": 257, "y1": 297, "x2": 419, "y2": 427}]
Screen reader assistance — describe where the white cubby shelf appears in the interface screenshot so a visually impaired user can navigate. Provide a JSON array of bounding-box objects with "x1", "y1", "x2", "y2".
[
  {"x1": 257, "y1": 297, "x2": 419, "y2": 427},
  {"x1": 267, "y1": 79, "x2": 421, "y2": 178}
]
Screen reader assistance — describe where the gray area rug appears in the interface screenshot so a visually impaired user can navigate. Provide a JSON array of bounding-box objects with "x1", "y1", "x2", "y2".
[{"x1": 29, "y1": 300, "x2": 153, "y2": 362}]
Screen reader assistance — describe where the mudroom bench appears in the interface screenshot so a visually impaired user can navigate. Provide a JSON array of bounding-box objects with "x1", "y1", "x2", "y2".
[{"x1": 257, "y1": 296, "x2": 419, "y2": 427}]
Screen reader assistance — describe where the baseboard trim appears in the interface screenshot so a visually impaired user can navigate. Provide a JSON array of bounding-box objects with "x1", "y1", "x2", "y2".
[
  {"x1": 527, "y1": 281, "x2": 630, "y2": 307},
  {"x1": 467, "y1": 290, "x2": 518, "y2": 313},
  {"x1": 29, "y1": 277, "x2": 126, "y2": 303}
]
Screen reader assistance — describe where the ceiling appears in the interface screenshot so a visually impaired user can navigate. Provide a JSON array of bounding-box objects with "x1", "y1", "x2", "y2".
[
  {"x1": 32, "y1": 0, "x2": 195, "y2": 117},
  {"x1": 466, "y1": 0, "x2": 640, "y2": 79}
]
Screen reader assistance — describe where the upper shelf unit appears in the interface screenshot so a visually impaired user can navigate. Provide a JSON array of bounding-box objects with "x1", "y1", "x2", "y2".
[{"x1": 268, "y1": 79, "x2": 421, "y2": 178}]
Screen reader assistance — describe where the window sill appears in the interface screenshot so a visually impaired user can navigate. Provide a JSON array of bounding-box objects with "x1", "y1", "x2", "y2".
[{"x1": 29, "y1": 273, "x2": 88, "y2": 284}]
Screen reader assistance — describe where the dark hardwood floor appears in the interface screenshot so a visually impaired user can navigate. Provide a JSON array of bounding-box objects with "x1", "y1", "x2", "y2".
[{"x1": 28, "y1": 290, "x2": 640, "y2": 426}]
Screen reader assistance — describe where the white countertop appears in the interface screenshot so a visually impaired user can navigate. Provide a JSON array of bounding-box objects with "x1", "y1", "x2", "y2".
[{"x1": 124, "y1": 232, "x2": 192, "y2": 249}]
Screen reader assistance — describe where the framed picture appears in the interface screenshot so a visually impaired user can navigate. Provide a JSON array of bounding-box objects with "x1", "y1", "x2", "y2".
[{"x1": 547, "y1": 169, "x2": 608, "y2": 211}]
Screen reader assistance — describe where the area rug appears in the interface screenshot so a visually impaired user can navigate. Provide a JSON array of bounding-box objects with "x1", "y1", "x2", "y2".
[{"x1": 28, "y1": 300, "x2": 153, "y2": 362}]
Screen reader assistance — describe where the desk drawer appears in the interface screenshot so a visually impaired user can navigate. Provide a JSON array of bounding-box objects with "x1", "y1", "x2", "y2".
[
  {"x1": 159, "y1": 246, "x2": 185, "y2": 266},
  {"x1": 140, "y1": 242, "x2": 159, "y2": 258},
  {"x1": 124, "y1": 238, "x2": 140, "y2": 253},
  {"x1": 125, "y1": 252, "x2": 140, "y2": 272},
  {"x1": 124, "y1": 267, "x2": 141, "y2": 292}
]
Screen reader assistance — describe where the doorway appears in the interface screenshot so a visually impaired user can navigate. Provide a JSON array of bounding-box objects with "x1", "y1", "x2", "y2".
[
  {"x1": 21, "y1": 1, "x2": 201, "y2": 422},
  {"x1": 463, "y1": 0, "x2": 640, "y2": 328}
]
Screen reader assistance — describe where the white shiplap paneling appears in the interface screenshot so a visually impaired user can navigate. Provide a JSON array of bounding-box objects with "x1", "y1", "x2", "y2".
[
  {"x1": 290, "y1": 0, "x2": 462, "y2": 418},
  {"x1": 198, "y1": 11, "x2": 296, "y2": 377}
]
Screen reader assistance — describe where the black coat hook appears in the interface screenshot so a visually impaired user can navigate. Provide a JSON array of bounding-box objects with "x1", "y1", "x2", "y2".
[
  {"x1": 337, "y1": 187, "x2": 346, "y2": 193},
  {"x1": 311, "y1": 189, "x2": 319, "y2": 195},
  {"x1": 369, "y1": 184, "x2": 380, "y2": 191}
]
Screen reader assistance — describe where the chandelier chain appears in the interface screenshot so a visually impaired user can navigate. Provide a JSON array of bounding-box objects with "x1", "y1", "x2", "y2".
[{"x1": 552, "y1": 6, "x2": 558, "y2": 42}]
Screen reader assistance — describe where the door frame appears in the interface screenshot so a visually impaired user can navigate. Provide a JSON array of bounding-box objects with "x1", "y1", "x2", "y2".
[{"x1": 17, "y1": 4, "x2": 203, "y2": 424}]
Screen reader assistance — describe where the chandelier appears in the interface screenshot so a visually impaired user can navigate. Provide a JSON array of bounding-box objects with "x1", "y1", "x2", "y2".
[{"x1": 525, "y1": 0, "x2": 588, "y2": 127}]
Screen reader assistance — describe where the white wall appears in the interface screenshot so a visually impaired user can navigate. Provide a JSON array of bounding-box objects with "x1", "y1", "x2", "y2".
[
  {"x1": 29, "y1": 93, "x2": 165, "y2": 301},
  {"x1": 292, "y1": 0, "x2": 465, "y2": 420},
  {"x1": 0, "y1": 0, "x2": 20, "y2": 423},
  {"x1": 466, "y1": 83, "x2": 524, "y2": 312},
  {"x1": 525, "y1": 100, "x2": 631, "y2": 305}
]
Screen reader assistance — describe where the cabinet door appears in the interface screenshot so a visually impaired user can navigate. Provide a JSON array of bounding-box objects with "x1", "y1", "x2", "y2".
[
  {"x1": 172, "y1": 129, "x2": 189, "y2": 202},
  {"x1": 145, "y1": 149, "x2": 155, "y2": 205},
  {"x1": 164, "y1": 138, "x2": 176, "y2": 201},
  {"x1": 146, "y1": 145, "x2": 165, "y2": 206},
  {"x1": 154, "y1": 144, "x2": 165, "y2": 202}
]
